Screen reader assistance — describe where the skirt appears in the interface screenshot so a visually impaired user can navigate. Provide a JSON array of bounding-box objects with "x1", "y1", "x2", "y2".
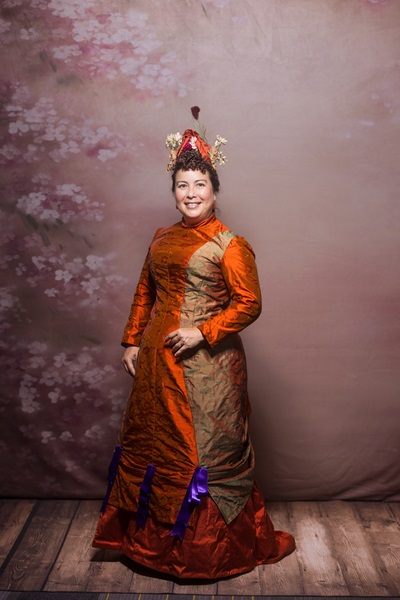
[{"x1": 92, "y1": 481, "x2": 295, "y2": 579}]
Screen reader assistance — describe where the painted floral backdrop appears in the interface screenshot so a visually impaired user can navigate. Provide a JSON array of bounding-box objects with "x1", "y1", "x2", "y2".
[
  {"x1": 1, "y1": 0, "x2": 399, "y2": 500},
  {"x1": 0, "y1": 0, "x2": 175, "y2": 496}
]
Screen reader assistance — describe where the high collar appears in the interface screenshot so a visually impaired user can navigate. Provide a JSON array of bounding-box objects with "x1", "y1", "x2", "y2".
[{"x1": 181, "y1": 212, "x2": 217, "y2": 229}]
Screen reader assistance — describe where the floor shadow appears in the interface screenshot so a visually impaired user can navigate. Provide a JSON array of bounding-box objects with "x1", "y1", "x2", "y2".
[{"x1": 91, "y1": 547, "x2": 239, "y2": 585}]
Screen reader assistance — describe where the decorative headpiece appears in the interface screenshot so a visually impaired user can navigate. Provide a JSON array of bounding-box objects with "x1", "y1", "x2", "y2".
[{"x1": 166, "y1": 106, "x2": 227, "y2": 172}]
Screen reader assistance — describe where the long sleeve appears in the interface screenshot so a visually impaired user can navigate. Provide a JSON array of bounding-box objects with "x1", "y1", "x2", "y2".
[
  {"x1": 197, "y1": 236, "x2": 262, "y2": 347},
  {"x1": 121, "y1": 251, "x2": 156, "y2": 347}
]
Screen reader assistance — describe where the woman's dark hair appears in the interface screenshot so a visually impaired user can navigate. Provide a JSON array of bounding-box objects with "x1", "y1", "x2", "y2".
[{"x1": 171, "y1": 149, "x2": 220, "y2": 193}]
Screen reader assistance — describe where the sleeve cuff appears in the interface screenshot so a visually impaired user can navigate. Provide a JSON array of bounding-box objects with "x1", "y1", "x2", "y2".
[
  {"x1": 197, "y1": 322, "x2": 218, "y2": 347},
  {"x1": 121, "y1": 333, "x2": 142, "y2": 347}
]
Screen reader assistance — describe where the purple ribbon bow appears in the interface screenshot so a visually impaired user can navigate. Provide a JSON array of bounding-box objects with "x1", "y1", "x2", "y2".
[
  {"x1": 171, "y1": 466, "x2": 208, "y2": 540},
  {"x1": 100, "y1": 444, "x2": 122, "y2": 514},
  {"x1": 136, "y1": 464, "x2": 156, "y2": 528}
]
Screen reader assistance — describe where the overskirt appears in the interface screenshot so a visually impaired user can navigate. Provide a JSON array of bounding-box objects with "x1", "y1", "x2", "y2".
[{"x1": 93, "y1": 481, "x2": 295, "y2": 579}]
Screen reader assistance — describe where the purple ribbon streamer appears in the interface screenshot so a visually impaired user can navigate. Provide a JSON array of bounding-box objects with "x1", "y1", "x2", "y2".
[
  {"x1": 171, "y1": 466, "x2": 208, "y2": 540},
  {"x1": 100, "y1": 444, "x2": 122, "y2": 514},
  {"x1": 136, "y1": 464, "x2": 156, "y2": 528}
]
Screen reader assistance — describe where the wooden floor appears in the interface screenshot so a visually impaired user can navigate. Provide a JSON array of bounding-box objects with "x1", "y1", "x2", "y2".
[{"x1": 0, "y1": 499, "x2": 399, "y2": 596}]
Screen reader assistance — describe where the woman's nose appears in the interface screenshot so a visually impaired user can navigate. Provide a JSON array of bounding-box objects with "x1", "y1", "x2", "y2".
[{"x1": 186, "y1": 187, "x2": 196, "y2": 198}]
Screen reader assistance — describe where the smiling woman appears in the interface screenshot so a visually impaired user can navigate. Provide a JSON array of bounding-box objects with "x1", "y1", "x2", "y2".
[
  {"x1": 92, "y1": 127, "x2": 295, "y2": 578},
  {"x1": 174, "y1": 169, "x2": 216, "y2": 227}
]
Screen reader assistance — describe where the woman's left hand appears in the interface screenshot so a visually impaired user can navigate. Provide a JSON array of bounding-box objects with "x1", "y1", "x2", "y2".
[{"x1": 164, "y1": 327, "x2": 205, "y2": 357}]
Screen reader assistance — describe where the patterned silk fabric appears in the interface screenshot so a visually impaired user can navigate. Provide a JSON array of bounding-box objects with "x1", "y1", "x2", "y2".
[{"x1": 110, "y1": 214, "x2": 262, "y2": 525}]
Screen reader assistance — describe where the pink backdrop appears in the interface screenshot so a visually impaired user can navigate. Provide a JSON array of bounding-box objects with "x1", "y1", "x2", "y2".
[{"x1": 1, "y1": 0, "x2": 399, "y2": 501}]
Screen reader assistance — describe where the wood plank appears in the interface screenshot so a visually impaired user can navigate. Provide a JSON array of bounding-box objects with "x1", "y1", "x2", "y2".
[
  {"x1": 355, "y1": 501, "x2": 400, "y2": 532},
  {"x1": 172, "y1": 579, "x2": 218, "y2": 594},
  {"x1": 0, "y1": 500, "x2": 36, "y2": 564},
  {"x1": 319, "y1": 500, "x2": 390, "y2": 596},
  {"x1": 1, "y1": 499, "x2": 400, "y2": 595},
  {"x1": 89, "y1": 544, "x2": 174, "y2": 593},
  {"x1": 86, "y1": 548, "x2": 136, "y2": 593},
  {"x1": 354, "y1": 501, "x2": 400, "y2": 595},
  {"x1": 388, "y1": 502, "x2": 400, "y2": 527},
  {"x1": 45, "y1": 500, "x2": 133, "y2": 592},
  {"x1": 128, "y1": 568, "x2": 174, "y2": 593},
  {"x1": 288, "y1": 501, "x2": 348, "y2": 596},
  {"x1": 364, "y1": 531, "x2": 400, "y2": 595},
  {"x1": 267, "y1": 500, "x2": 294, "y2": 528},
  {"x1": 0, "y1": 499, "x2": 78, "y2": 591},
  {"x1": 216, "y1": 562, "x2": 261, "y2": 594},
  {"x1": 258, "y1": 502, "x2": 304, "y2": 595}
]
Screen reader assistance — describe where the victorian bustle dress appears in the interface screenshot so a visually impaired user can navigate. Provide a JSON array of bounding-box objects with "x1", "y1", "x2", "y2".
[{"x1": 92, "y1": 213, "x2": 295, "y2": 578}]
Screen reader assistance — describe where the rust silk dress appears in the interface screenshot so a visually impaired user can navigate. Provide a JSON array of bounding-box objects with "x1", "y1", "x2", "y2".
[{"x1": 93, "y1": 213, "x2": 295, "y2": 578}]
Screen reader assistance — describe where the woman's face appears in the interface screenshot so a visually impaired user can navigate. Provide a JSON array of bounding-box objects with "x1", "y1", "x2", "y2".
[{"x1": 174, "y1": 169, "x2": 216, "y2": 227}]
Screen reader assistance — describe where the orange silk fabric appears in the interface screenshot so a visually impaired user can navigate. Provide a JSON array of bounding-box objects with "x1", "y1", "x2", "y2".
[
  {"x1": 112, "y1": 214, "x2": 262, "y2": 524},
  {"x1": 176, "y1": 129, "x2": 212, "y2": 163},
  {"x1": 94, "y1": 481, "x2": 295, "y2": 579}
]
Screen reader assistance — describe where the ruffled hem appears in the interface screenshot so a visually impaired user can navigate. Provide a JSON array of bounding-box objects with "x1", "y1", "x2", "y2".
[{"x1": 92, "y1": 481, "x2": 295, "y2": 579}]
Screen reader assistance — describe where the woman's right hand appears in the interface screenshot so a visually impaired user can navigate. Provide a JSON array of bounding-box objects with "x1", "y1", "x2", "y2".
[{"x1": 122, "y1": 345, "x2": 140, "y2": 377}]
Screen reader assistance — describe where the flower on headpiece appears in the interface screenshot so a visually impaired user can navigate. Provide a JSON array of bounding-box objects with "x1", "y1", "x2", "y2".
[
  {"x1": 215, "y1": 135, "x2": 227, "y2": 149},
  {"x1": 166, "y1": 132, "x2": 183, "y2": 171},
  {"x1": 165, "y1": 126, "x2": 227, "y2": 171},
  {"x1": 209, "y1": 134, "x2": 228, "y2": 166},
  {"x1": 165, "y1": 132, "x2": 182, "y2": 150}
]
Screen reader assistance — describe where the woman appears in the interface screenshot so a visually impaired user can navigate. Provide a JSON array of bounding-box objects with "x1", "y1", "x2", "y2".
[{"x1": 92, "y1": 128, "x2": 295, "y2": 579}]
